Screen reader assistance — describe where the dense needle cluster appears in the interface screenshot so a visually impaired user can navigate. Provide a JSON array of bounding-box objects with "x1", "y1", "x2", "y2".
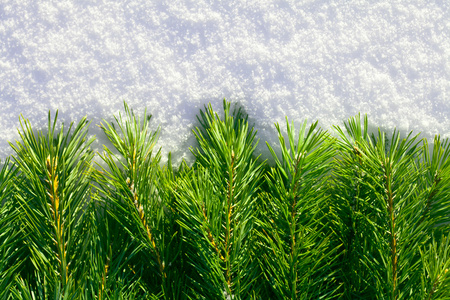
[{"x1": 0, "y1": 100, "x2": 450, "y2": 299}]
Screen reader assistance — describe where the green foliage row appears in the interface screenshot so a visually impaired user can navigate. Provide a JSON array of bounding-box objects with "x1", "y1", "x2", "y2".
[{"x1": 1, "y1": 100, "x2": 450, "y2": 299}]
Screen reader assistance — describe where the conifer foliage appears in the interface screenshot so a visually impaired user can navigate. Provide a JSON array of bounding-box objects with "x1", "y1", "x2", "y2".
[
  {"x1": 331, "y1": 114, "x2": 450, "y2": 299},
  {"x1": 258, "y1": 118, "x2": 339, "y2": 299},
  {"x1": 7, "y1": 112, "x2": 95, "y2": 297},
  {"x1": 0, "y1": 101, "x2": 450, "y2": 299},
  {"x1": 175, "y1": 102, "x2": 264, "y2": 298}
]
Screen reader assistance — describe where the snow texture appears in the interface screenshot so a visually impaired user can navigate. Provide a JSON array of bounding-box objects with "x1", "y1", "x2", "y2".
[{"x1": 1, "y1": 0, "x2": 449, "y2": 166}]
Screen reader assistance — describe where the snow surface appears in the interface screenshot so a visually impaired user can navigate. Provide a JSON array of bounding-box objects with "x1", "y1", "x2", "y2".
[{"x1": 1, "y1": 0, "x2": 449, "y2": 166}]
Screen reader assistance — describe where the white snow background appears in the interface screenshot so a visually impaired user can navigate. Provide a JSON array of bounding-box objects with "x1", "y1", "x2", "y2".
[{"x1": 1, "y1": 0, "x2": 449, "y2": 166}]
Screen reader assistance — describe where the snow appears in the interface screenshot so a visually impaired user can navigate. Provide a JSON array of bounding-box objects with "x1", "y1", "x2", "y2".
[{"x1": 1, "y1": 0, "x2": 449, "y2": 166}]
